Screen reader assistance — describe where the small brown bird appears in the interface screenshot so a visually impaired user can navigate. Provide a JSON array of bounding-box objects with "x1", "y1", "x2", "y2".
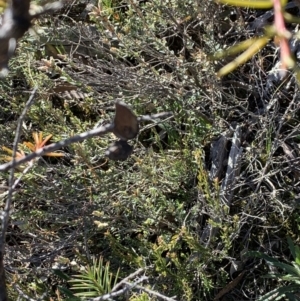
[{"x1": 112, "y1": 101, "x2": 139, "y2": 141}]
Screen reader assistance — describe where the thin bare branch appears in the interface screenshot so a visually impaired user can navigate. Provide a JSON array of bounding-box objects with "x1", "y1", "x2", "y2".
[
  {"x1": 0, "y1": 111, "x2": 173, "y2": 171},
  {"x1": 0, "y1": 123, "x2": 114, "y2": 172},
  {"x1": 0, "y1": 87, "x2": 37, "y2": 301},
  {"x1": 88, "y1": 275, "x2": 148, "y2": 301},
  {"x1": 111, "y1": 268, "x2": 145, "y2": 292}
]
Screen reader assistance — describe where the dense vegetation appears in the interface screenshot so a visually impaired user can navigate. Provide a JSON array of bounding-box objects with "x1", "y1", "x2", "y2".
[{"x1": 1, "y1": 0, "x2": 300, "y2": 300}]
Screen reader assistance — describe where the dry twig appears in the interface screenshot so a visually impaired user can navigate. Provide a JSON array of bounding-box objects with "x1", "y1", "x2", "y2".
[
  {"x1": 0, "y1": 109, "x2": 173, "y2": 171},
  {"x1": 0, "y1": 87, "x2": 37, "y2": 301}
]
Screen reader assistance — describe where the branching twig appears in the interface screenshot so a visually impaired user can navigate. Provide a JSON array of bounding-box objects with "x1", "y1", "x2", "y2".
[
  {"x1": 0, "y1": 111, "x2": 173, "y2": 172},
  {"x1": 0, "y1": 123, "x2": 114, "y2": 171},
  {"x1": 85, "y1": 266, "x2": 176, "y2": 301},
  {"x1": 111, "y1": 268, "x2": 145, "y2": 292},
  {"x1": 0, "y1": 87, "x2": 37, "y2": 301},
  {"x1": 86, "y1": 268, "x2": 177, "y2": 301},
  {"x1": 88, "y1": 275, "x2": 148, "y2": 301}
]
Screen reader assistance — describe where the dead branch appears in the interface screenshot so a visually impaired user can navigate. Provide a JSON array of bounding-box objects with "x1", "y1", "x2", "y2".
[
  {"x1": 0, "y1": 87, "x2": 37, "y2": 301},
  {"x1": 0, "y1": 102, "x2": 172, "y2": 171}
]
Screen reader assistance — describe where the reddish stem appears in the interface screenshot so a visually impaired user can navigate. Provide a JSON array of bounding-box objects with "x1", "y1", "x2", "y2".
[{"x1": 273, "y1": 0, "x2": 292, "y2": 73}]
